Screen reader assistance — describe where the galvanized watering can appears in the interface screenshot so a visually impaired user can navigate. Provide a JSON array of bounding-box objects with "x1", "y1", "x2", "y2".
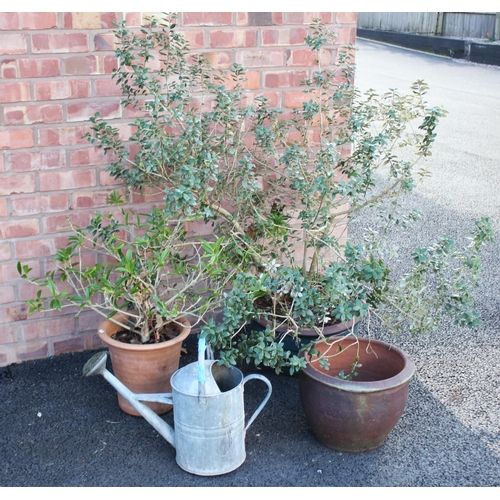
[{"x1": 83, "y1": 338, "x2": 272, "y2": 476}]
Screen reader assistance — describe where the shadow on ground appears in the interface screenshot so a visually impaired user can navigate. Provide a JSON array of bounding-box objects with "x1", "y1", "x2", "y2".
[{"x1": 1, "y1": 328, "x2": 499, "y2": 487}]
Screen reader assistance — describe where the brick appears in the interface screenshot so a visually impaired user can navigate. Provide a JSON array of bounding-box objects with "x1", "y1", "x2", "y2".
[
  {"x1": 95, "y1": 78, "x2": 122, "y2": 97},
  {"x1": 194, "y1": 51, "x2": 230, "y2": 70},
  {"x1": 0, "y1": 154, "x2": 4, "y2": 173},
  {"x1": 0, "y1": 13, "x2": 57, "y2": 30},
  {"x1": 11, "y1": 194, "x2": 68, "y2": 216},
  {"x1": 0, "y1": 34, "x2": 27, "y2": 55},
  {"x1": 7, "y1": 304, "x2": 30, "y2": 322},
  {"x1": 0, "y1": 243, "x2": 11, "y2": 262},
  {"x1": 73, "y1": 189, "x2": 124, "y2": 209},
  {"x1": 34, "y1": 79, "x2": 90, "y2": 101},
  {"x1": 179, "y1": 30, "x2": 205, "y2": 49},
  {"x1": 336, "y1": 26, "x2": 356, "y2": 45},
  {"x1": 125, "y1": 13, "x2": 142, "y2": 27},
  {"x1": 19, "y1": 281, "x2": 50, "y2": 302},
  {"x1": 286, "y1": 13, "x2": 333, "y2": 24},
  {"x1": 102, "y1": 55, "x2": 118, "y2": 74},
  {"x1": 242, "y1": 91, "x2": 281, "y2": 109},
  {"x1": 70, "y1": 146, "x2": 117, "y2": 167},
  {"x1": 39, "y1": 169, "x2": 96, "y2": 192},
  {"x1": 336, "y1": 12, "x2": 357, "y2": 24},
  {"x1": 185, "y1": 219, "x2": 218, "y2": 237},
  {"x1": 1, "y1": 58, "x2": 60, "y2": 79},
  {"x1": 273, "y1": 13, "x2": 284, "y2": 25},
  {"x1": 14, "y1": 238, "x2": 57, "y2": 260},
  {"x1": 130, "y1": 188, "x2": 164, "y2": 204},
  {"x1": 235, "y1": 50, "x2": 284, "y2": 68},
  {"x1": 7, "y1": 150, "x2": 66, "y2": 172},
  {"x1": 43, "y1": 211, "x2": 93, "y2": 234},
  {"x1": 20, "y1": 313, "x2": 76, "y2": 342},
  {"x1": 19, "y1": 57, "x2": 60, "y2": 78},
  {"x1": 64, "y1": 55, "x2": 97, "y2": 75},
  {"x1": 264, "y1": 70, "x2": 307, "y2": 88},
  {"x1": 38, "y1": 125, "x2": 90, "y2": 147},
  {"x1": 0, "y1": 260, "x2": 40, "y2": 283},
  {"x1": 94, "y1": 33, "x2": 116, "y2": 51},
  {"x1": 209, "y1": 29, "x2": 257, "y2": 48},
  {"x1": 0, "y1": 219, "x2": 39, "y2": 239},
  {"x1": 0, "y1": 325, "x2": 17, "y2": 345},
  {"x1": 262, "y1": 28, "x2": 308, "y2": 46},
  {"x1": 64, "y1": 55, "x2": 116, "y2": 75},
  {"x1": 4, "y1": 104, "x2": 63, "y2": 125},
  {"x1": 0, "y1": 286, "x2": 14, "y2": 305},
  {"x1": 284, "y1": 90, "x2": 316, "y2": 109},
  {"x1": 222, "y1": 70, "x2": 260, "y2": 91},
  {"x1": 32, "y1": 33, "x2": 89, "y2": 54},
  {"x1": 53, "y1": 336, "x2": 86, "y2": 356},
  {"x1": 183, "y1": 12, "x2": 233, "y2": 26},
  {"x1": 0, "y1": 129, "x2": 34, "y2": 150},
  {"x1": 0, "y1": 173, "x2": 35, "y2": 195},
  {"x1": 16, "y1": 341, "x2": 49, "y2": 361},
  {"x1": 64, "y1": 12, "x2": 118, "y2": 30},
  {"x1": 99, "y1": 169, "x2": 122, "y2": 187},
  {"x1": 286, "y1": 48, "x2": 332, "y2": 67},
  {"x1": 236, "y1": 13, "x2": 249, "y2": 26},
  {"x1": 247, "y1": 13, "x2": 274, "y2": 26},
  {"x1": 67, "y1": 100, "x2": 121, "y2": 122},
  {"x1": 236, "y1": 13, "x2": 284, "y2": 27},
  {"x1": 123, "y1": 102, "x2": 148, "y2": 119},
  {"x1": 0, "y1": 81, "x2": 30, "y2": 103},
  {"x1": 77, "y1": 312, "x2": 101, "y2": 333},
  {"x1": 0, "y1": 198, "x2": 6, "y2": 217}
]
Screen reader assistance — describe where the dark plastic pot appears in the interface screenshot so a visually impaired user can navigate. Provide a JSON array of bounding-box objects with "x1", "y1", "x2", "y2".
[
  {"x1": 254, "y1": 317, "x2": 359, "y2": 352},
  {"x1": 299, "y1": 336, "x2": 415, "y2": 452}
]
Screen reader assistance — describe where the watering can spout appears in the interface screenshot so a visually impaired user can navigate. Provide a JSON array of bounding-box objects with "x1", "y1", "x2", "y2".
[{"x1": 83, "y1": 351, "x2": 176, "y2": 447}]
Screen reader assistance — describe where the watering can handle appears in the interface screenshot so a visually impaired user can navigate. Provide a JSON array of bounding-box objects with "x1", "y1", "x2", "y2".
[{"x1": 242, "y1": 374, "x2": 272, "y2": 432}]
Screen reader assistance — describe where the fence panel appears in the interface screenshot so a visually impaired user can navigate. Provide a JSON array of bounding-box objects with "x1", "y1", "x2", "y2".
[
  {"x1": 442, "y1": 12, "x2": 497, "y2": 39},
  {"x1": 358, "y1": 12, "x2": 498, "y2": 39}
]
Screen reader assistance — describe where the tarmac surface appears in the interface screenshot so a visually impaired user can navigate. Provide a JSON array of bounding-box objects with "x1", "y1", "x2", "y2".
[{"x1": 1, "y1": 39, "x2": 500, "y2": 489}]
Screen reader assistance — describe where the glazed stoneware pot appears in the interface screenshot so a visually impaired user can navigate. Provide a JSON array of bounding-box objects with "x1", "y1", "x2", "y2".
[
  {"x1": 97, "y1": 315, "x2": 191, "y2": 416},
  {"x1": 299, "y1": 336, "x2": 415, "y2": 452}
]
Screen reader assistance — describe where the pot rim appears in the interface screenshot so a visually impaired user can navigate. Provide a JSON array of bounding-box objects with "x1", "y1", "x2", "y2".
[
  {"x1": 299, "y1": 336, "x2": 415, "y2": 393},
  {"x1": 97, "y1": 315, "x2": 191, "y2": 351}
]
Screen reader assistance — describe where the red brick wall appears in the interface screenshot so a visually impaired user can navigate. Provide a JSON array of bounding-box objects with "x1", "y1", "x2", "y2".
[{"x1": 0, "y1": 12, "x2": 357, "y2": 365}]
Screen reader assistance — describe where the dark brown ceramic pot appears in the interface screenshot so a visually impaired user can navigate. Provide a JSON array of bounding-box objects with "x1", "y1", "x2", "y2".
[
  {"x1": 97, "y1": 314, "x2": 191, "y2": 416},
  {"x1": 299, "y1": 336, "x2": 415, "y2": 452}
]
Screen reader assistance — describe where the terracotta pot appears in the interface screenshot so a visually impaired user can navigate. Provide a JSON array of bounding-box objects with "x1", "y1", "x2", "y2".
[
  {"x1": 255, "y1": 316, "x2": 359, "y2": 352},
  {"x1": 299, "y1": 336, "x2": 415, "y2": 452},
  {"x1": 97, "y1": 314, "x2": 191, "y2": 416}
]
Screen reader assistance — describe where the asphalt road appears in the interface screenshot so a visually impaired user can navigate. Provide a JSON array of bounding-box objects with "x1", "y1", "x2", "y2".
[{"x1": 1, "y1": 39, "x2": 500, "y2": 490}]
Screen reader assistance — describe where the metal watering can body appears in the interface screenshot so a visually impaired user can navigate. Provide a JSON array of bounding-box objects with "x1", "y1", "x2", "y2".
[
  {"x1": 170, "y1": 360, "x2": 271, "y2": 475},
  {"x1": 83, "y1": 339, "x2": 272, "y2": 477}
]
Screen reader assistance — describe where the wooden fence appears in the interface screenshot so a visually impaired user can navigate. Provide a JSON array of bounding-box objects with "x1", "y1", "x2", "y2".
[{"x1": 358, "y1": 12, "x2": 499, "y2": 40}]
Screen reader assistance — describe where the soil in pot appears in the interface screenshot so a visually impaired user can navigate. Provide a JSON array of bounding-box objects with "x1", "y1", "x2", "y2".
[
  {"x1": 299, "y1": 336, "x2": 415, "y2": 452},
  {"x1": 98, "y1": 315, "x2": 191, "y2": 416}
]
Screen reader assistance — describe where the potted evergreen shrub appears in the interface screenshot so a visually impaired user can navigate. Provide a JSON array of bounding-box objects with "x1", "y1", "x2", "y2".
[
  {"x1": 77, "y1": 14, "x2": 494, "y2": 447},
  {"x1": 19, "y1": 194, "x2": 233, "y2": 415}
]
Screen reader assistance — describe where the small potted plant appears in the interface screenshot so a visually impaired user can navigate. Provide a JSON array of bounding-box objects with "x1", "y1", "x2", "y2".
[{"x1": 19, "y1": 193, "x2": 233, "y2": 416}]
